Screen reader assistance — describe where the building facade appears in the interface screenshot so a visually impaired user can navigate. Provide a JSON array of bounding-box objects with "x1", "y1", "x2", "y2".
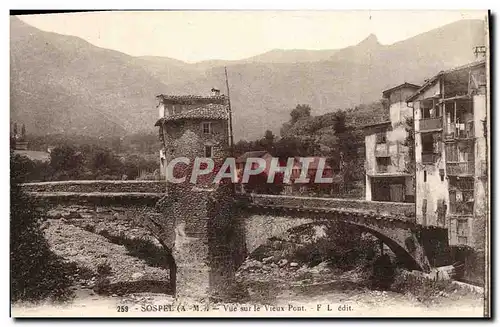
[
  {"x1": 407, "y1": 60, "x2": 487, "y2": 249},
  {"x1": 364, "y1": 83, "x2": 420, "y2": 203},
  {"x1": 155, "y1": 88, "x2": 230, "y2": 182}
]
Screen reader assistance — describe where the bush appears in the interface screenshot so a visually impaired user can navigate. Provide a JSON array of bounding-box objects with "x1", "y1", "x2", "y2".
[
  {"x1": 9, "y1": 153, "x2": 51, "y2": 182},
  {"x1": 10, "y1": 154, "x2": 75, "y2": 303},
  {"x1": 391, "y1": 271, "x2": 462, "y2": 303},
  {"x1": 96, "y1": 261, "x2": 112, "y2": 277},
  {"x1": 249, "y1": 224, "x2": 375, "y2": 270},
  {"x1": 83, "y1": 224, "x2": 96, "y2": 233}
]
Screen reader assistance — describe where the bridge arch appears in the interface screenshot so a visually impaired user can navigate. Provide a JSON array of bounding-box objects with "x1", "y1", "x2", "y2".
[{"x1": 242, "y1": 213, "x2": 430, "y2": 272}]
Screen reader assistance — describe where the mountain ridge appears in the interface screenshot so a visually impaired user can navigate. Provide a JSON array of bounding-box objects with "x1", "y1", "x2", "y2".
[{"x1": 11, "y1": 16, "x2": 486, "y2": 140}]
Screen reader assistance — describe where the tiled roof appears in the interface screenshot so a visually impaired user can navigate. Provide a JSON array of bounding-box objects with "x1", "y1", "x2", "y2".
[
  {"x1": 406, "y1": 60, "x2": 486, "y2": 102},
  {"x1": 382, "y1": 82, "x2": 421, "y2": 97},
  {"x1": 156, "y1": 94, "x2": 227, "y2": 105},
  {"x1": 155, "y1": 103, "x2": 228, "y2": 126},
  {"x1": 236, "y1": 151, "x2": 270, "y2": 163}
]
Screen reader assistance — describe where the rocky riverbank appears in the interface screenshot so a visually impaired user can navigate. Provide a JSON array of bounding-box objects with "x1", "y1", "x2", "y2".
[{"x1": 13, "y1": 217, "x2": 483, "y2": 317}]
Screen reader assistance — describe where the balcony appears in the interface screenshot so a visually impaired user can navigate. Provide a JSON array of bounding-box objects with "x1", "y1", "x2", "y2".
[
  {"x1": 446, "y1": 161, "x2": 475, "y2": 176},
  {"x1": 419, "y1": 118, "x2": 442, "y2": 132},
  {"x1": 444, "y1": 122, "x2": 475, "y2": 141},
  {"x1": 449, "y1": 202, "x2": 474, "y2": 216},
  {"x1": 375, "y1": 143, "x2": 390, "y2": 158},
  {"x1": 481, "y1": 160, "x2": 487, "y2": 177},
  {"x1": 376, "y1": 165, "x2": 388, "y2": 173},
  {"x1": 421, "y1": 152, "x2": 439, "y2": 164}
]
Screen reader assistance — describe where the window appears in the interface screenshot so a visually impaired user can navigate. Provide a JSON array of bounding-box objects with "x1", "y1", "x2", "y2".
[
  {"x1": 202, "y1": 122, "x2": 211, "y2": 134},
  {"x1": 456, "y1": 220, "x2": 468, "y2": 245},
  {"x1": 204, "y1": 145, "x2": 213, "y2": 158},
  {"x1": 376, "y1": 157, "x2": 390, "y2": 172},
  {"x1": 420, "y1": 99, "x2": 441, "y2": 119},
  {"x1": 424, "y1": 171, "x2": 427, "y2": 182},
  {"x1": 421, "y1": 132, "x2": 441, "y2": 164},
  {"x1": 173, "y1": 105, "x2": 183, "y2": 114},
  {"x1": 421, "y1": 133, "x2": 439, "y2": 153},
  {"x1": 376, "y1": 132, "x2": 387, "y2": 144}
]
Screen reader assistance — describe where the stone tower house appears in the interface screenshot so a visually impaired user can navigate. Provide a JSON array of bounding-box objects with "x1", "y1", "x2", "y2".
[
  {"x1": 155, "y1": 88, "x2": 230, "y2": 180},
  {"x1": 154, "y1": 89, "x2": 241, "y2": 301}
]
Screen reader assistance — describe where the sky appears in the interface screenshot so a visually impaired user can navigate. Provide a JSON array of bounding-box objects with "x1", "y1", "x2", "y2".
[{"x1": 18, "y1": 10, "x2": 487, "y2": 63}]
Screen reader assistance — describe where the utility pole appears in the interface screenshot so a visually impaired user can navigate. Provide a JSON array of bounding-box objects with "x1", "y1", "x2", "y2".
[
  {"x1": 224, "y1": 67, "x2": 235, "y2": 155},
  {"x1": 225, "y1": 67, "x2": 236, "y2": 194}
]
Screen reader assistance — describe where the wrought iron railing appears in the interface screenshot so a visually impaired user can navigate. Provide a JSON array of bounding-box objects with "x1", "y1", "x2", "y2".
[
  {"x1": 449, "y1": 202, "x2": 474, "y2": 215},
  {"x1": 375, "y1": 143, "x2": 389, "y2": 158},
  {"x1": 444, "y1": 122, "x2": 474, "y2": 140},
  {"x1": 421, "y1": 152, "x2": 439, "y2": 164},
  {"x1": 446, "y1": 161, "x2": 475, "y2": 176}
]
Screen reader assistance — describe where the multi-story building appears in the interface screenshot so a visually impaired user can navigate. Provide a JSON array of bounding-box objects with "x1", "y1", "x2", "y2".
[
  {"x1": 364, "y1": 83, "x2": 420, "y2": 203},
  {"x1": 154, "y1": 88, "x2": 230, "y2": 182},
  {"x1": 407, "y1": 60, "x2": 487, "y2": 249}
]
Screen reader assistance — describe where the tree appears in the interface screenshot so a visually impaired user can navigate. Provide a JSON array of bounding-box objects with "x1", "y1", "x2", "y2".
[
  {"x1": 264, "y1": 130, "x2": 275, "y2": 143},
  {"x1": 10, "y1": 153, "x2": 50, "y2": 183},
  {"x1": 21, "y1": 124, "x2": 26, "y2": 141},
  {"x1": 261, "y1": 130, "x2": 276, "y2": 153},
  {"x1": 333, "y1": 111, "x2": 348, "y2": 134},
  {"x1": 290, "y1": 104, "x2": 312, "y2": 124},
  {"x1": 330, "y1": 110, "x2": 362, "y2": 193},
  {"x1": 11, "y1": 153, "x2": 75, "y2": 302},
  {"x1": 402, "y1": 117, "x2": 415, "y2": 175},
  {"x1": 49, "y1": 145, "x2": 84, "y2": 179}
]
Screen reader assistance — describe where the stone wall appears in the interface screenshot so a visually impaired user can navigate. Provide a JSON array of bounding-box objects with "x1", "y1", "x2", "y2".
[
  {"x1": 29, "y1": 192, "x2": 163, "y2": 207},
  {"x1": 21, "y1": 180, "x2": 166, "y2": 194},
  {"x1": 154, "y1": 184, "x2": 240, "y2": 300},
  {"x1": 161, "y1": 119, "x2": 229, "y2": 164}
]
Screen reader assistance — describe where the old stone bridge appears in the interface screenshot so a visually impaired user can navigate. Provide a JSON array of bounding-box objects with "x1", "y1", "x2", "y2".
[{"x1": 22, "y1": 181, "x2": 449, "y2": 300}]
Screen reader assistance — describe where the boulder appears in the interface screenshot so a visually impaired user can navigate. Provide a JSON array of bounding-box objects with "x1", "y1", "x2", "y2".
[
  {"x1": 310, "y1": 261, "x2": 331, "y2": 273},
  {"x1": 262, "y1": 256, "x2": 274, "y2": 263},
  {"x1": 241, "y1": 259, "x2": 263, "y2": 271},
  {"x1": 131, "y1": 272, "x2": 144, "y2": 280}
]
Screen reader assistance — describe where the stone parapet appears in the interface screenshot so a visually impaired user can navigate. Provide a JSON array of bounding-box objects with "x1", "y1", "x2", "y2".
[
  {"x1": 244, "y1": 194, "x2": 415, "y2": 218},
  {"x1": 28, "y1": 191, "x2": 163, "y2": 207},
  {"x1": 21, "y1": 180, "x2": 166, "y2": 194}
]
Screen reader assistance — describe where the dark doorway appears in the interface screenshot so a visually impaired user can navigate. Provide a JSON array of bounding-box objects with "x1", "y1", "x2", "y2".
[{"x1": 372, "y1": 177, "x2": 406, "y2": 202}]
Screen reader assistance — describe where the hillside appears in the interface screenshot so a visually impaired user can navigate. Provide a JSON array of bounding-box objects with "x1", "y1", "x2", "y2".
[
  {"x1": 10, "y1": 17, "x2": 167, "y2": 136},
  {"x1": 10, "y1": 16, "x2": 486, "y2": 140}
]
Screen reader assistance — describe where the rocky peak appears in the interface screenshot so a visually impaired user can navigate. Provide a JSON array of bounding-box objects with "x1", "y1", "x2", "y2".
[{"x1": 357, "y1": 33, "x2": 381, "y2": 48}]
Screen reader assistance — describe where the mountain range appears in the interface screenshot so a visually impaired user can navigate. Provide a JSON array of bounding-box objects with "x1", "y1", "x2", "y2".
[{"x1": 10, "y1": 16, "x2": 486, "y2": 140}]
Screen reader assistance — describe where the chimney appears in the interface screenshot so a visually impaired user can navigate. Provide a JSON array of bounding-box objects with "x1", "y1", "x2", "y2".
[
  {"x1": 211, "y1": 88, "x2": 220, "y2": 97},
  {"x1": 473, "y1": 46, "x2": 486, "y2": 59}
]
